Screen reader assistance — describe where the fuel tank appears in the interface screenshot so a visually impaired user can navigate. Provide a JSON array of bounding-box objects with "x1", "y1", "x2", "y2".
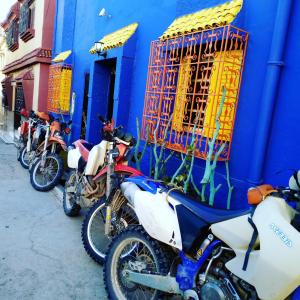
[
  {"x1": 213, "y1": 196, "x2": 300, "y2": 300},
  {"x1": 85, "y1": 140, "x2": 108, "y2": 175}
]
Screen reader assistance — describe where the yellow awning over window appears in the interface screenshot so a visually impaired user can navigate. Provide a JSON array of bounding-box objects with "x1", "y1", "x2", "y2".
[
  {"x1": 52, "y1": 50, "x2": 72, "y2": 63},
  {"x1": 90, "y1": 22, "x2": 138, "y2": 54},
  {"x1": 160, "y1": 0, "x2": 242, "y2": 40}
]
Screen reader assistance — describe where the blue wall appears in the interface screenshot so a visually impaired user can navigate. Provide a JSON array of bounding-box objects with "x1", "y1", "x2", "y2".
[{"x1": 53, "y1": 0, "x2": 300, "y2": 209}]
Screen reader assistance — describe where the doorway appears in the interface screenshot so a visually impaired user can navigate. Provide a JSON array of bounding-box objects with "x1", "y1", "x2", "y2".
[
  {"x1": 86, "y1": 58, "x2": 117, "y2": 143},
  {"x1": 106, "y1": 60, "x2": 116, "y2": 121},
  {"x1": 80, "y1": 73, "x2": 90, "y2": 139},
  {"x1": 14, "y1": 84, "x2": 25, "y2": 129}
]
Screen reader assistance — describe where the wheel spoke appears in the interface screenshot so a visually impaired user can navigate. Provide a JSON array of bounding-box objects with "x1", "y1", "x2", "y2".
[{"x1": 112, "y1": 238, "x2": 159, "y2": 300}]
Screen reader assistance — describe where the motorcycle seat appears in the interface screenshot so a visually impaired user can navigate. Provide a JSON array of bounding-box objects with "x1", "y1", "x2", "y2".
[{"x1": 169, "y1": 190, "x2": 251, "y2": 224}]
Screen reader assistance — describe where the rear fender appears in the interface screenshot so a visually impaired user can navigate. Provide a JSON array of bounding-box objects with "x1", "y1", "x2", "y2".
[
  {"x1": 93, "y1": 165, "x2": 142, "y2": 182},
  {"x1": 73, "y1": 139, "x2": 89, "y2": 161}
]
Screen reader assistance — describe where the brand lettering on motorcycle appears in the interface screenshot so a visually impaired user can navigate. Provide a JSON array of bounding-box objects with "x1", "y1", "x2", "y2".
[{"x1": 270, "y1": 223, "x2": 292, "y2": 248}]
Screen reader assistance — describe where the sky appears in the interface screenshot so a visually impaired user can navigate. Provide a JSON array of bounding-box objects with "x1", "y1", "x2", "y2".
[{"x1": 0, "y1": 0, "x2": 17, "y2": 23}]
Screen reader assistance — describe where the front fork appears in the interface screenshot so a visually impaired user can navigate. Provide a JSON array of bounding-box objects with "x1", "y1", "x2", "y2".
[
  {"x1": 105, "y1": 141, "x2": 115, "y2": 235},
  {"x1": 26, "y1": 120, "x2": 33, "y2": 152},
  {"x1": 40, "y1": 125, "x2": 50, "y2": 168}
]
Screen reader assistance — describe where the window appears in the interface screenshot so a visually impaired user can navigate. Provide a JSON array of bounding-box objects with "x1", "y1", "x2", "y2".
[
  {"x1": 47, "y1": 64, "x2": 72, "y2": 114},
  {"x1": 15, "y1": 84, "x2": 25, "y2": 112},
  {"x1": 142, "y1": 25, "x2": 248, "y2": 161},
  {"x1": 19, "y1": 0, "x2": 35, "y2": 42},
  {"x1": 6, "y1": 20, "x2": 19, "y2": 51},
  {"x1": 1, "y1": 86, "x2": 8, "y2": 108}
]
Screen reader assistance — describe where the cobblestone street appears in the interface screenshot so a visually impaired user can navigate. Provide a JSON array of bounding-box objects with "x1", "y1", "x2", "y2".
[{"x1": 0, "y1": 141, "x2": 106, "y2": 299}]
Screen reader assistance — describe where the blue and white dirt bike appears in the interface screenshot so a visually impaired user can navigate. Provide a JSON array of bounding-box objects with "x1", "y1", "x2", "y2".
[{"x1": 104, "y1": 173, "x2": 300, "y2": 300}]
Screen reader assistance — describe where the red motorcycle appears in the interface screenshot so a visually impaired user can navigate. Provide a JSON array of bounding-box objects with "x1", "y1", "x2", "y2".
[
  {"x1": 63, "y1": 116, "x2": 142, "y2": 216},
  {"x1": 29, "y1": 115, "x2": 71, "y2": 191},
  {"x1": 17, "y1": 110, "x2": 48, "y2": 169}
]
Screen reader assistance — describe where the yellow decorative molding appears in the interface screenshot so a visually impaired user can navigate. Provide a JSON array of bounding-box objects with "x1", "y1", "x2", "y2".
[
  {"x1": 160, "y1": 0, "x2": 242, "y2": 40},
  {"x1": 52, "y1": 50, "x2": 72, "y2": 63},
  {"x1": 90, "y1": 22, "x2": 138, "y2": 54}
]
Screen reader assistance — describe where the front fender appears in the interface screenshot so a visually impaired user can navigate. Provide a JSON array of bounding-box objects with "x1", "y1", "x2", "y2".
[
  {"x1": 37, "y1": 138, "x2": 67, "y2": 152},
  {"x1": 93, "y1": 165, "x2": 142, "y2": 182},
  {"x1": 48, "y1": 137, "x2": 67, "y2": 151}
]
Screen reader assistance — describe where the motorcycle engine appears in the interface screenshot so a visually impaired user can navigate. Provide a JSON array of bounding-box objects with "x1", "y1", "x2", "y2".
[{"x1": 200, "y1": 276, "x2": 237, "y2": 300}]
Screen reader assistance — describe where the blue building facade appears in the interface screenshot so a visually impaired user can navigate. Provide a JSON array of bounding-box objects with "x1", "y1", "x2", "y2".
[{"x1": 52, "y1": 0, "x2": 300, "y2": 209}]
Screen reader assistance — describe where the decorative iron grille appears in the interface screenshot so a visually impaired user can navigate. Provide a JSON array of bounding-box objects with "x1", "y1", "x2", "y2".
[
  {"x1": 19, "y1": 0, "x2": 29, "y2": 35},
  {"x1": 6, "y1": 21, "x2": 19, "y2": 51},
  {"x1": 1, "y1": 87, "x2": 8, "y2": 107},
  {"x1": 47, "y1": 64, "x2": 72, "y2": 114},
  {"x1": 15, "y1": 84, "x2": 25, "y2": 112},
  {"x1": 142, "y1": 25, "x2": 248, "y2": 161}
]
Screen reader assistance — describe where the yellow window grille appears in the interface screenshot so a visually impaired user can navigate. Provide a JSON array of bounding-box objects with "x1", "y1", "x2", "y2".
[
  {"x1": 47, "y1": 64, "x2": 72, "y2": 114},
  {"x1": 172, "y1": 57, "x2": 192, "y2": 132}
]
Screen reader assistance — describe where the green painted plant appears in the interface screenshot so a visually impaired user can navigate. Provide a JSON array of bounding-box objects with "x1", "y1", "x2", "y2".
[
  {"x1": 132, "y1": 86, "x2": 234, "y2": 209},
  {"x1": 133, "y1": 118, "x2": 149, "y2": 171},
  {"x1": 170, "y1": 113, "x2": 200, "y2": 193},
  {"x1": 200, "y1": 87, "x2": 228, "y2": 206},
  {"x1": 153, "y1": 115, "x2": 173, "y2": 180}
]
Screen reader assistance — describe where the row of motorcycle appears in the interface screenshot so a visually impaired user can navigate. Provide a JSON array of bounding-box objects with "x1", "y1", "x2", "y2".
[{"x1": 17, "y1": 109, "x2": 300, "y2": 300}]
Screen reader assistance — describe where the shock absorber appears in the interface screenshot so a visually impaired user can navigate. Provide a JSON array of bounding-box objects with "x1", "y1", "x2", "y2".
[{"x1": 196, "y1": 234, "x2": 214, "y2": 259}]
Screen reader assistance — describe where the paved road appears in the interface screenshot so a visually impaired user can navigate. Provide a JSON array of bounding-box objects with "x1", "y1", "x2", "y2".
[{"x1": 0, "y1": 141, "x2": 106, "y2": 299}]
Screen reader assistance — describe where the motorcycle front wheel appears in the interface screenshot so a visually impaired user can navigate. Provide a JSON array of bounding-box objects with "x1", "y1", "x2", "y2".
[
  {"x1": 30, "y1": 153, "x2": 63, "y2": 191},
  {"x1": 81, "y1": 195, "x2": 138, "y2": 264},
  {"x1": 104, "y1": 226, "x2": 170, "y2": 300},
  {"x1": 18, "y1": 146, "x2": 30, "y2": 169}
]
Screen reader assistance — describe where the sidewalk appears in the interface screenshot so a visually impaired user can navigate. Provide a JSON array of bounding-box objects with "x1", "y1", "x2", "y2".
[
  {"x1": 0, "y1": 109, "x2": 17, "y2": 145},
  {"x1": 0, "y1": 141, "x2": 106, "y2": 299}
]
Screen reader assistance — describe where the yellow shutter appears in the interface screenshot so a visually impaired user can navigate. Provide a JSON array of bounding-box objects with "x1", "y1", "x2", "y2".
[
  {"x1": 172, "y1": 57, "x2": 191, "y2": 132},
  {"x1": 203, "y1": 50, "x2": 243, "y2": 141},
  {"x1": 59, "y1": 67, "x2": 72, "y2": 112}
]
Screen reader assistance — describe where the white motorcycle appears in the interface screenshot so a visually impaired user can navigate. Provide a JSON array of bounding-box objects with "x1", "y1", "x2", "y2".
[
  {"x1": 63, "y1": 116, "x2": 141, "y2": 217},
  {"x1": 104, "y1": 173, "x2": 300, "y2": 300}
]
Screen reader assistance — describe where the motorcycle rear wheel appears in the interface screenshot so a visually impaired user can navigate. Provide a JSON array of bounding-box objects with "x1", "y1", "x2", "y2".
[
  {"x1": 30, "y1": 153, "x2": 63, "y2": 191},
  {"x1": 81, "y1": 195, "x2": 138, "y2": 264},
  {"x1": 104, "y1": 226, "x2": 170, "y2": 300},
  {"x1": 63, "y1": 171, "x2": 81, "y2": 217}
]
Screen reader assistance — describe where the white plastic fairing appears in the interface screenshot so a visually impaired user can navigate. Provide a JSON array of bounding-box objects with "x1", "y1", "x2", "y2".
[
  {"x1": 85, "y1": 140, "x2": 108, "y2": 175},
  {"x1": 67, "y1": 148, "x2": 81, "y2": 168},
  {"x1": 214, "y1": 196, "x2": 300, "y2": 300},
  {"x1": 133, "y1": 189, "x2": 182, "y2": 250},
  {"x1": 121, "y1": 182, "x2": 141, "y2": 207},
  {"x1": 211, "y1": 214, "x2": 255, "y2": 250}
]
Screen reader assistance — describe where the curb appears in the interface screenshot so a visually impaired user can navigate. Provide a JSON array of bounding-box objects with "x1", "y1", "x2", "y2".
[
  {"x1": 51, "y1": 185, "x2": 64, "y2": 206},
  {"x1": 0, "y1": 133, "x2": 17, "y2": 146}
]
